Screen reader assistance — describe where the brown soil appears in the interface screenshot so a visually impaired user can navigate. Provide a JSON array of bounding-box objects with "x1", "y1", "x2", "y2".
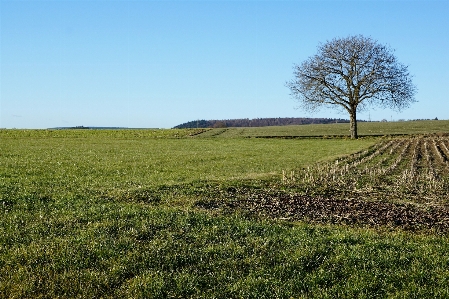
[{"x1": 197, "y1": 191, "x2": 449, "y2": 233}]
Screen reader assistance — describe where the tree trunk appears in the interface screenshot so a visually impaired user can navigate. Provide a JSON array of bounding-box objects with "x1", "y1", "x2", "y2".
[{"x1": 349, "y1": 109, "x2": 358, "y2": 139}]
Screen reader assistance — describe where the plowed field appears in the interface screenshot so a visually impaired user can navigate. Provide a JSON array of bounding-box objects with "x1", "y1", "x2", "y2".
[{"x1": 198, "y1": 135, "x2": 449, "y2": 231}]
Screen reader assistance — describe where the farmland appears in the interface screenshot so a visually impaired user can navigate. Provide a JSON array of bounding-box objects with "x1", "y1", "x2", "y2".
[
  {"x1": 194, "y1": 119, "x2": 449, "y2": 138},
  {"x1": 208, "y1": 135, "x2": 449, "y2": 232},
  {"x1": 1, "y1": 121, "x2": 449, "y2": 298}
]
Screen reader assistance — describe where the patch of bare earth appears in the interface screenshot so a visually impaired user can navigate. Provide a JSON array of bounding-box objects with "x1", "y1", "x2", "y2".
[{"x1": 198, "y1": 192, "x2": 449, "y2": 233}]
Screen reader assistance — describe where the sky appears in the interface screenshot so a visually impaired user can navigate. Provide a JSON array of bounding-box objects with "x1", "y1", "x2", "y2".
[{"x1": 1, "y1": 0, "x2": 448, "y2": 129}]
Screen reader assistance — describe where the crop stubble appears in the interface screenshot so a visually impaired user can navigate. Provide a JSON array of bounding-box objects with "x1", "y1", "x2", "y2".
[{"x1": 199, "y1": 135, "x2": 449, "y2": 232}]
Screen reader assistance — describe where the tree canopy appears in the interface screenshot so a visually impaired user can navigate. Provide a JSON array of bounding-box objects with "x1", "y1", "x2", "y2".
[{"x1": 286, "y1": 35, "x2": 417, "y2": 139}]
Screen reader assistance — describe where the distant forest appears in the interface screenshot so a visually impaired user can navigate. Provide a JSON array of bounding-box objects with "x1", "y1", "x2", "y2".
[{"x1": 173, "y1": 117, "x2": 359, "y2": 129}]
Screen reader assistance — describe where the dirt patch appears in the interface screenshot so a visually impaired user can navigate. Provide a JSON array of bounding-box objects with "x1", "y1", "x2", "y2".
[{"x1": 197, "y1": 191, "x2": 449, "y2": 232}]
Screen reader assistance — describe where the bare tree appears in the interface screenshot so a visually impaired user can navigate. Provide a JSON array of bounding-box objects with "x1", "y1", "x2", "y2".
[{"x1": 286, "y1": 35, "x2": 417, "y2": 139}]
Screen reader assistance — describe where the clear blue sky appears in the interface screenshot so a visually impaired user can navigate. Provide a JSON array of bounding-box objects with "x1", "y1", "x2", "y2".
[{"x1": 1, "y1": 0, "x2": 448, "y2": 129}]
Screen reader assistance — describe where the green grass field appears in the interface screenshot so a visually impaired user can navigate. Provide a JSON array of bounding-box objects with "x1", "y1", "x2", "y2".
[
  {"x1": 1, "y1": 122, "x2": 449, "y2": 298},
  {"x1": 195, "y1": 119, "x2": 449, "y2": 138}
]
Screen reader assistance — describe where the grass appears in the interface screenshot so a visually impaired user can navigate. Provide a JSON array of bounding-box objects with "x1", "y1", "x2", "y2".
[
  {"x1": 1, "y1": 125, "x2": 449, "y2": 298},
  {"x1": 194, "y1": 120, "x2": 449, "y2": 138},
  {"x1": 0, "y1": 132, "x2": 375, "y2": 192},
  {"x1": 3, "y1": 202, "x2": 449, "y2": 298}
]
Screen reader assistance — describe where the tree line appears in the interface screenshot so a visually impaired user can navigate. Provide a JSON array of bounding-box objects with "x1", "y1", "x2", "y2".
[{"x1": 173, "y1": 117, "x2": 355, "y2": 129}]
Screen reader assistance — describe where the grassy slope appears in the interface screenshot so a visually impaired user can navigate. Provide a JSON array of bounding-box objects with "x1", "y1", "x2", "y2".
[
  {"x1": 0, "y1": 131, "x2": 376, "y2": 191},
  {"x1": 195, "y1": 120, "x2": 449, "y2": 138},
  {"x1": 1, "y1": 127, "x2": 449, "y2": 298}
]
